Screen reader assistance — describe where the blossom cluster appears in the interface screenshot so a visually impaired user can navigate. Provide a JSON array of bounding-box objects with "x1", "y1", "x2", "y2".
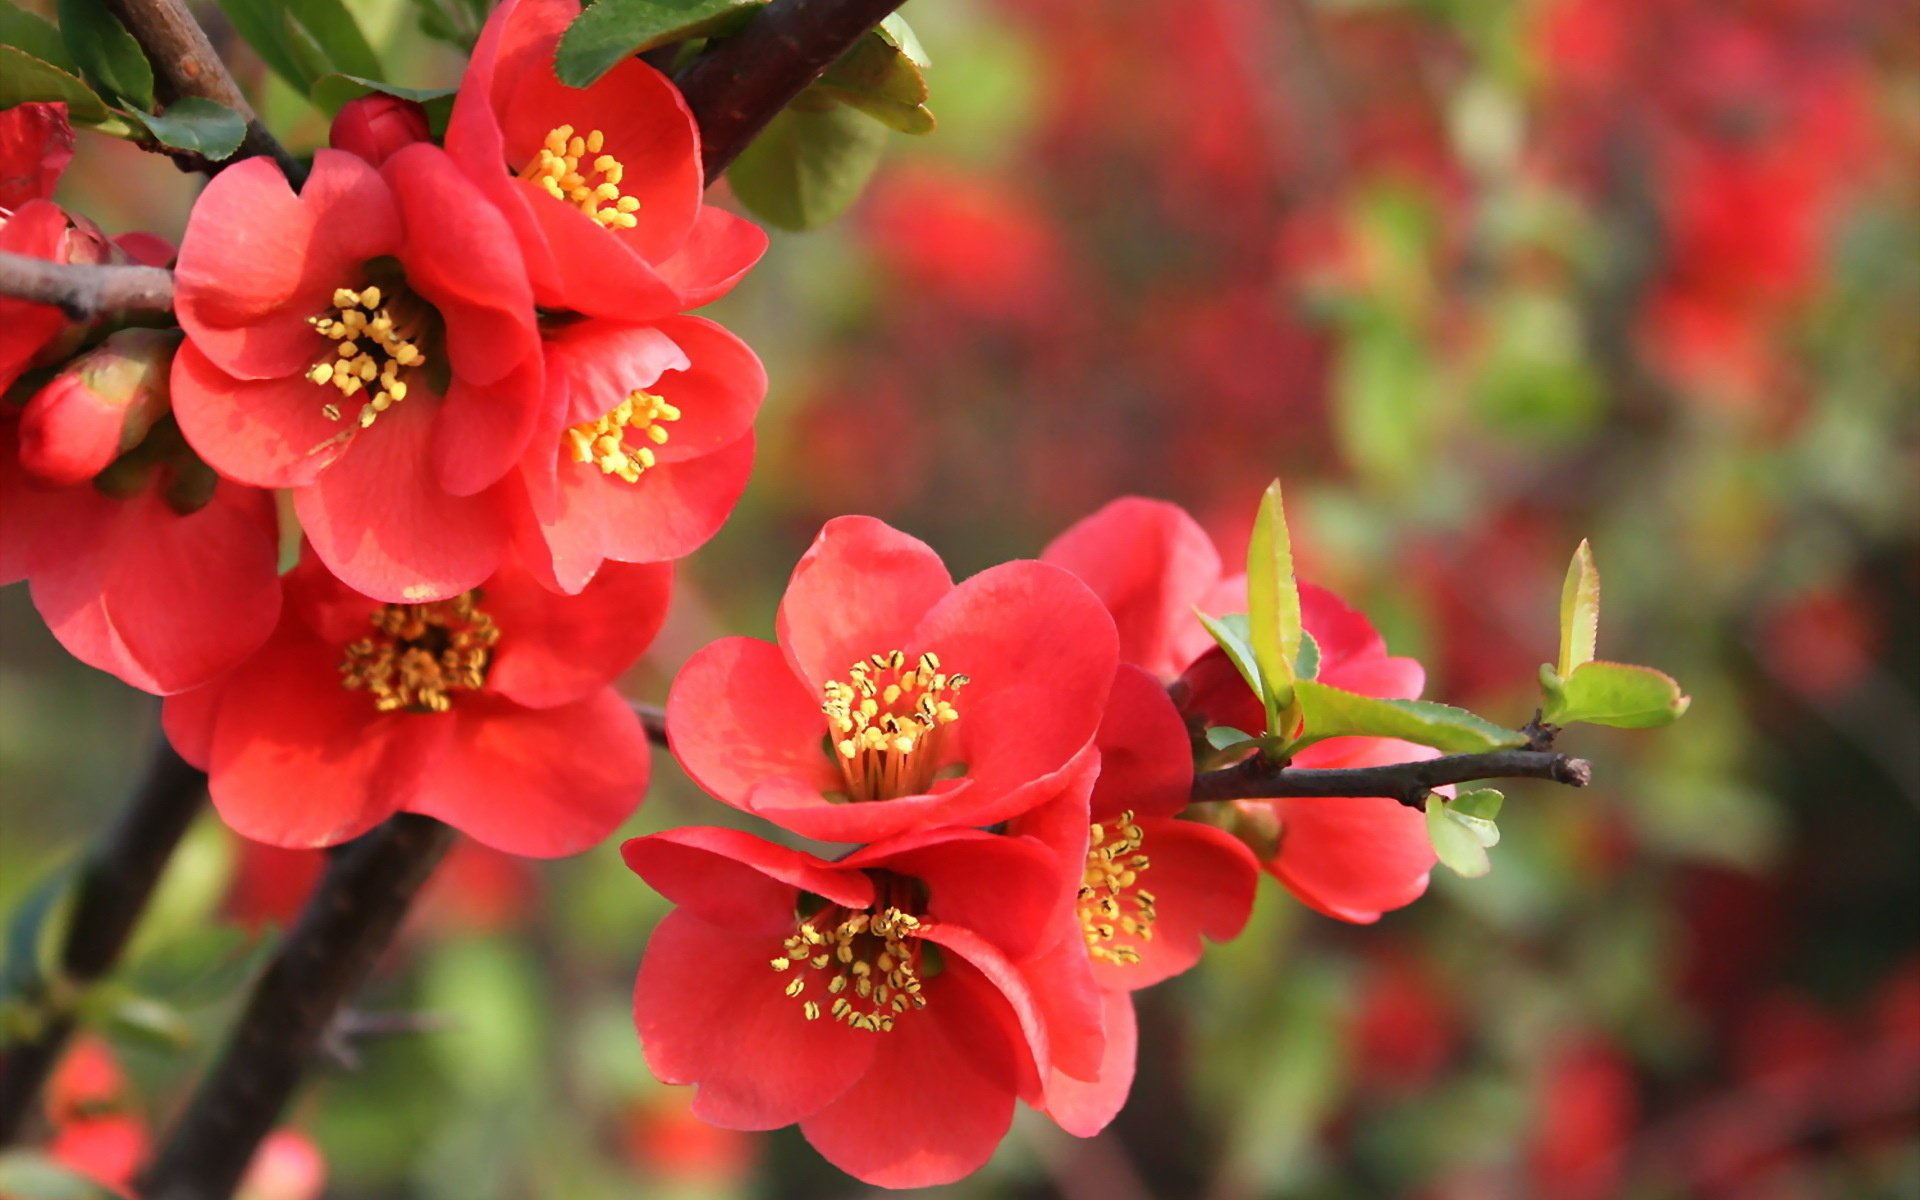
[{"x1": 4, "y1": 0, "x2": 764, "y2": 856}]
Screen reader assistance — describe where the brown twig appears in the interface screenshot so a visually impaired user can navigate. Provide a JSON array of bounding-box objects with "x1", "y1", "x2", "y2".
[
  {"x1": 0, "y1": 251, "x2": 175, "y2": 321},
  {"x1": 630, "y1": 699, "x2": 667, "y2": 746},
  {"x1": 675, "y1": 0, "x2": 908, "y2": 183},
  {"x1": 1190, "y1": 748, "x2": 1592, "y2": 809},
  {"x1": 140, "y1": 815, "x2": 455, "y2": 1200},
  {"x1": 101, "y1": 0, "x2": 303, "y2": 183},
  {"x1": 0, "y1": 739, "x2": 205, "y2": 1145}
]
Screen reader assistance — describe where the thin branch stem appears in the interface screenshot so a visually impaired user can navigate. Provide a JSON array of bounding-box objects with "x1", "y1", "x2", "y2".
[
  {"x1": 631, "y1": 699, "x2": 667, "y2": 745},
  {"x1": 1190, "y1": 748, "x2": 1592, "y2": 809},
  {"x1": 676, "y1": 0, "x2": 908, "y2": 183},
  {"x1": 0, "y1": 739, "x2": 205, "y2": 1145},
  {"x1": 102, "y1": 0, "x2": 303, "y2": 183},
  {"x1": 0, "y1": 251, "x2": 175, "y2": 321},
  {"x1": 140, "y1": 815, "x2": 455, "y2": 1200}
]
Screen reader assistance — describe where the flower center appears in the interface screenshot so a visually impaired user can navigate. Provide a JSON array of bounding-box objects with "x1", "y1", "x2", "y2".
[
  {"x1": 305, "y1": 285, "x2": 426, "y2": 429},
  {"x1": 1078, "y1": 811, "x2": 1156, "y2": 966},
  {"x1": 821, "y1": 650, "x2": 968, "y2": 802},
  {"x1": 519, "y1": 125, "x2": 641, "y2": 229},
  {"x1": 565, "y1": 390, "x2": 679, "y2": 483},
  {"x1": 338, "y1": 592, "x2": 500, "y2": 714},
  {"x1": 770, "y1": 906, "x2": 927, "y2": 1033}
]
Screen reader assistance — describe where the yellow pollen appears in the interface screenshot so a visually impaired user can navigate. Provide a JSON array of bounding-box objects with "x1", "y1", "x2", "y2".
[
  {"x1": 338, "y1": 592, "x2": 500, "y2": 714},
  {"x1": 564, "y1": 390, "x2": 680, "y2": 483},
  {"x1": 306, "y1": 284, "x2": 426, "y2": 430},
  {"x1": 518, "y1": 124, "x2": 642, "y2": 230},
  {"x1": 1078, "y1": 811, "x2": 1156, "y2": 966},
  {"x1": 771, "y1": 907, "x2": 926, "y2": 1033},
  {"x1": 821, "y1": 650, "x2": 967, "y2": 802}
]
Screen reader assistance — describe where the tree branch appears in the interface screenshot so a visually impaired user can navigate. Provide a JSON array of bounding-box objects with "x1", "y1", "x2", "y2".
[
  {"x1": 1189, "y1": 748, "x2": 1592, "y2": 808},
  {"x1": 0, "y1": 251, "x2": 176, "y2": 321},
  {"x1": 102, "y1": 0, "x2": 304, "y2": 183},
  {"x1": 0, "y1": 739, "x2": 205, "y2": 1146},
  {"x1": 676, "y1": 0, "x2": 908, "y2": 183},
  {"x1": 140, "y1": 815, "x2": 455, "y2": 1200}
]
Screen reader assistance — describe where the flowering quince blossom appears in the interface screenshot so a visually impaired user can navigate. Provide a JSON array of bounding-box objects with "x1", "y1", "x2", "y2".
[
  {"x1": 509, "y1": 313, "x2": 765, "y2": 593},
  {"x1": 445, "y1": 0, "x2": 767, "y2": 321},
  {"x1": 1043, "y1": 496, "x2": 1436, "y2": 923},
  {"x1": 167, "y1": 137, "x2": 545, "y2": 602},
  {"x1": 624, "y1": 824, "x2": 1103, "y2": 1187},
  {"x1": 665, "y1": 515, "x2": 1119, "y2": 843},
  {"x1": 162, "y1": 552, "x2": 668, "y2": 854}
]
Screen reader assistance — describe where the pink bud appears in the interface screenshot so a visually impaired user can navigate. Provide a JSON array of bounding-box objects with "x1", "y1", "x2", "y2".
[
  {"x1": 329, "y1": 94, "x2": 431, "y2": 167},
  {"x1": 18, "y1": 329, "x2": 179, "y2": 485}
]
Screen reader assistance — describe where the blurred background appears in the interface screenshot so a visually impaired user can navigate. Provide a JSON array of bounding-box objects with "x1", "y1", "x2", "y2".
[{"x1": 3, "y1": 0, "x2": 1917, "y2": 1195}]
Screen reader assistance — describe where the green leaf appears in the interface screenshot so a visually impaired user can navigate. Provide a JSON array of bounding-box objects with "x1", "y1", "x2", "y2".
[
  {"x1": 727, "y1": 99, "x2": 888, "y2": 231},
  {"x1": 0, "y1": 1, "x2": 75, "y2": 71},
  {"x1": 123, "y1": 926, "x2": 273, "y2": 1008},
  {"x1": 1195, "y1": 610, "x2": 1262, "y2": 701},
  {"x1": 2, "y1": 864, "x2": 74, "y2": 1004},
  {"x1": 0, "y1": 1154, "x2": 122, "y2": 1200},
  {"x1": 220, "y1": 0, "x2": 381, "y2": 93},
  {"x1": 1541, "y1": 660, "x2": 1690, "y2": 729},
  {"x1": 125, "y1": 97, "x2": 246, "y2": 160},
  {"x1": 308, "y1": 73, "x2": 456, "y2": 131},
  {"x1": 1427, "y1": 794, "x2": 1500, "y2": 878},
  {"x1": 555, "y1": 0, "x2": 765, "y2": 88},
  {"x1": 0, "y1": 45, "x2": 108, "y2": 121},
  {"x1": 1449, "y1": 787, "x2": 1504, "y2": 821},
  {"x1": 1246, "y1": 479, "x2": 1302, "y2": 732},
  {"x1": 54, "y1": 0, "x2": 152, "y2": 109},
  {"x1": 1295, "y1": 630, "x2": 1320, "y2": 682},
  {"x1": 1558, "y1": 538, "x2": 1600, "y2": 677},
  {"x1": 814, "y1": 14, "x2": 935, "y2": 135},
  {"x1": 1205, "y1": 726, "x2": 1258, "y2": 752},
  {"x1": 84, "y1": 986, "x2": 193, "y2": 1051},
  {"x1": 1292, "y1": 679, "x2": 1530, "y2": 754}
]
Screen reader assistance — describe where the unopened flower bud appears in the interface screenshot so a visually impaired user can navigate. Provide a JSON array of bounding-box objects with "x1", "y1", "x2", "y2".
[
  {"x1": 18, "y1": 328, "x2": 180, "y2": 485},
  {"x1": 329, "y1": 94, "x2": 431, "y2": 167}
]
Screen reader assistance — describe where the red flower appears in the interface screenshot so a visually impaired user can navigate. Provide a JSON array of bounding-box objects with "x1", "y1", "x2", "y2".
[
  {"x1": 445, "y1": 0, "x2": 766, "y2": 321},
  {"x1": 625, "y1": 824, "x2": 1094, "y2": 1186},
  {"x1": 168, "y1": 146, "x2": 544, "y2": 601},
  {"x1": 163, "y1": 553, "x2": 667, "y2": 855},
  {"x1": 1, "y1": 415, "x2": 283, "y2": 695},
  {"x1": 1044, "y1": 496, "x2": 1436, "y2": 923},
  {"x1": 510, "y1": 314, "x2": 763, "y2": 592},
  {"x1": 665, "y1": 516, "x2": 1118, "y2": 843},
  {"x1": 329, "y1": 93, "x2": 431, "y2": 168},
  {"x1": 1013, "y1": 664, "x2": 1258, "y2": 1134},
  {"x1": 18, "y1": 328, "x2": 176, "y2": 485},
  {"x1": 0, "y1": 101, "x2": 75, "y2": 210}
]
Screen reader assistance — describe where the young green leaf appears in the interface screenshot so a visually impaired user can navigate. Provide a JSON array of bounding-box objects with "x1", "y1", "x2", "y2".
[
  {"x1": 1246, "y1": 479, "x2": 1302, "y2": 729},
  {"x1": 0, "y1": 45, "x2": 110, "y2": 121},
  {"x1": 1449, "y1": 787, "x2": 1504, "y2": 821},
  {"x1": 286, "y1": 0, "x2": 381, "y2": 81},
  {"x1": 1195, "y1": 610, "x2": 1263, "y2": 701},
  {"x1": 1292, "y1": 679, "x2": 1530, "y2": 754},
  {"x1": 1558, "y1": 538, "x2": 1600, "y2": 677},
  {"x1": 727, "y1": 98, "x2": 889, "y2": 231},
  {"x1": 126, "y1": 98, "x2": 247, "y2": 160},
  {"x1": 0, "y1": 0, "x2": 75, "y2": 70},
  {"x1": 1204, "y1": 726, "x2": 1259, "y2": 752},
  {"x1": 55, "y1": 0, "x2": 153, "y2": 110},
  {"x1": 555, "y1": 0, "x2": 766, "y2": 88},
  {"x1": 813, "y1": 14, "x2": 934, "y2": 135},
  {"x1": 1295, "y1": 629, "x2": 1321, "y2": 681},
  {"x1": 0, "y1": 1154, "x2": 122, "y2": 1200},
  {"x1": 1427, "y1": 792, "x2": 1501, "y2": 878},
  {"x1": 1541, "y1": 660, "x2": 1690, "y2": 728},
  {"x1": 219, "y1": 0, "x2": 381, "y2": 93}
]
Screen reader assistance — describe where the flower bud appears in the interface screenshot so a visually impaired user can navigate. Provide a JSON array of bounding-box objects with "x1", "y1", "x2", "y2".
[
  {"x1": 18, "y1": 328, "x2": 180, "y2": 485},
  {"x1": 329, "y1": 94, "x2": 431, "y2": 167}
]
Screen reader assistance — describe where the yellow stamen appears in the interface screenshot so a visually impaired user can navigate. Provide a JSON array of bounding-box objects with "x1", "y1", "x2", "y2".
[
  {"x1": 338, "y1": 593, "x2": 500, "y2": 714},
  {"x1": 564, "y1": 390, "x2": 680, "y2": 483},
  {"x1": 518, "y1": 124, "x2": 642, "y2": 230},
  {"x1": 821, "y1": 650, "x2": 967, "y2": 802},
  {"x1": 306, "y1": 283, "x2": 427, "y2": 430},
  {"x1": 1078, "y1": 811, "x2": 1156, "y2": 966},
  {"x1": 772, "y1": 907, "x2": 926, "y2": 1033}
]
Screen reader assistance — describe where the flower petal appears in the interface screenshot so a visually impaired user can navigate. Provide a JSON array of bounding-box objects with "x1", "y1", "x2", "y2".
[
  {"x1": 776, "y1": 516, "x2": 954, "y2": 687},
  {"x1": 1042, "y1": 989, "x2": 1137, "y2": 1137},
  {"x1": 664, "y1": 635, "x2": 844, "y2": 812},
  {"x1": 1090, "y1": 663, "x2": 1193, "y2": 821},
  {"x1": 635, "y1": 909, "x2": 876, "y2": 1129},
  {"x1": 1263, "y1": 738, "x2": 1439, "y2": 923},
  {"x1": 844, "y1": 828, "x2": 1069, "y2": 962},
  {"x1": 621, "y1": 826, "x2": 871, "y2": 931},
  {"x1": 483, "y1": 560, "x2": 671, "y2": 709},
  {"x1": 652, "y1": 205, "x2": 768, "y2": 309},
  {"x1": 170, "y1": 341, "x2": 356, "y2": 489},
  {"x1": 1093, "y1": 817, "x2": 1258, "y2": 990},
  {"x1": 1042, "y1": 497, "x2": 1222, "y2": 679},
  {"x1": 406, "y1": 690, "x2": 647, "y2": 856}
]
